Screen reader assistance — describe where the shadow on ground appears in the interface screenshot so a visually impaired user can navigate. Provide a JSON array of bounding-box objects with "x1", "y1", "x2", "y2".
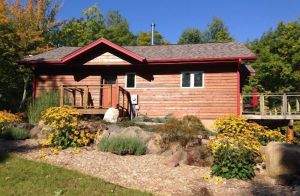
[
  {"x1": 250, "y1": 181, "x2": 293, "y2": 196},
  {"x1": 0, "y1": 139, "x2": 40, "y2": 163}
]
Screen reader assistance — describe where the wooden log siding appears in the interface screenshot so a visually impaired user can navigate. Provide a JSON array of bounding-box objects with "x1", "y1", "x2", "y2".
[
  {"x1": 118, "y1": 72, "x2": 238, "y2": 119},
  {"x1": 34, "y1": 62, "x2": 239, "y2": 119}
]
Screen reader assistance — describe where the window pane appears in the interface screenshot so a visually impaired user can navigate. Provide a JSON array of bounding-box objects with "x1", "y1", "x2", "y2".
[
  {"x1": 182, "y1": 72, "x2": 190, "y2": 87},
  {"x1": 194, "y1": 72, "x2": 203, "y2": 87},
  {"x1": 126, "y1": 73, "x2": 135, "y2": 88}
]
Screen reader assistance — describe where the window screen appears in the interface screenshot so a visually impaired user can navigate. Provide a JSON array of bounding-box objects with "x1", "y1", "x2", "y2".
[{"x1": 126, "y1": 73, "x2": 135, "y2": 88}]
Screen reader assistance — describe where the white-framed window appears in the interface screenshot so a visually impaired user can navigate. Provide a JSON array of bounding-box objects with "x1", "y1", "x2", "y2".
[
  {"x1": 181, "y1": 71, "x2": 204, "y2": 88},
  {"x1": 125, "y1": 73, "x2": 136, "y2": 88}
]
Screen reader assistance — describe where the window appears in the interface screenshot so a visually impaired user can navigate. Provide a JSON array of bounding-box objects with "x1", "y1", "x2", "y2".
[
  {"x1": 181, "y1": 72, "x2": 204, "y2": 88},
  {"x1": 126, "y1": 73, "x2": 136, "y2": 88}
]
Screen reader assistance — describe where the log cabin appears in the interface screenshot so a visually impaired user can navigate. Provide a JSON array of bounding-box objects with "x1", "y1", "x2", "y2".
[{"x1": 20, "y1": 37, "x2": 256, "y2": 126}]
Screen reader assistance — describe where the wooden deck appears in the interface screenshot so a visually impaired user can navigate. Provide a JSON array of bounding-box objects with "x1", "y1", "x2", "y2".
[
  {"x1": 59, "y1": 85, "x2": 133, "y2": 116},
  {"x1": 241, "y1": 93, "x2": 300, "y2": 120}
]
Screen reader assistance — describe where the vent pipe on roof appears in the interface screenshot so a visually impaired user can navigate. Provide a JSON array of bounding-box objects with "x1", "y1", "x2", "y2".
[{"x1": 151, "y1": 23, "x2": 155, "y2": 45}]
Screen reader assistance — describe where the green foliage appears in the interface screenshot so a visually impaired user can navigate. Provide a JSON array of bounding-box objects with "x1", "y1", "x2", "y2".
[
  {"x1": 1, "y1": 127, "x2": 29, "y2": 140},
  {"x1": 178, "y1": 17, "x2": 233, "y2": 44},
  {"x1": 40, "y1": 106, "x2": 96, "y2": 149},
  {"x1": 204, "y1": 17, "x2": 233, "y2": 42},
  {"x1": 56, "y1": 5, "x2": 107, "y2": 47},
  {"x1": 246, "y1": 20, "x2": 300, "y2": 93},
  {"x1": 134, "y1": 114, "x2": 172, "y2": 123},
  {"x1": 0, "y1": 23, "x2": 23, "y2": 111},
  {"x1": 105, "y1": 10, "x2": 136, "y2": 46},
  {"x1": 27, "y1": 90, "x2": 60, "y2": 124},
  {"x1": 210, "y1": 115, "x2": 287, "y2": 180},
  {"x1": 136, "y1": 31, "x2": 169, "y2": 46},
  {"x1": 0, "y1": 155, "x2": 150, "y2": 195},
  {"x1": 211, "y1": 140, "x2": 255, "y2": 180},
  {"x1": 178, "y1": 28, "x2": 203, "y2": 44},
  {"x1": 98, "y1": 136, "x2": 146, "y2": 155},
  {"x1": 53, "y1": 5, "x2": 136, "y2": 47},
  {"x1": 156, "y1": 115, "x2": 208, "y2": 146}
]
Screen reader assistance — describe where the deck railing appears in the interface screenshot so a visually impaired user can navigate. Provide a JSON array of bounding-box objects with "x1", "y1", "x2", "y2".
[
  {"x1": 241, "y1": 93, "x2": 300, "y2": 120},
  {"x1": 59, "y1": 84, "x2": 132, "y2": 117},
  {"x1": 60, "y1": 84, "x2": 116, "y2": 109}
]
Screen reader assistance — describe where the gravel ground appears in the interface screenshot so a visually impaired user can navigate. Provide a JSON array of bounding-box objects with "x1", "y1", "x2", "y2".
[{"x1": 0, "y1": 139, "x2": 293, "y2": 196}]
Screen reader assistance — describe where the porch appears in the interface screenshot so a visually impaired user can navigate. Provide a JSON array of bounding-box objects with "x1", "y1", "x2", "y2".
[
  {"x1": 59, "y1": 84, "x2": 132, "y2": 116},
  {"x1": 241, "y1": 93, "x2": 300, "y2": 120}
]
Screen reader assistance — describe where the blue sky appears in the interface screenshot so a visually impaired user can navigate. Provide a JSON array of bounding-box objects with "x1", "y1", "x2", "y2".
[{"x1": 56, "y1": 0, "x2": 300, "y2": 44}]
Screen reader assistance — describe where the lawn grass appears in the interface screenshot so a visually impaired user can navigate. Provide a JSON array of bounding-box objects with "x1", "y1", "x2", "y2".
[{"x1": 0, "y1": 154, "x2": 151, "y2": 196}]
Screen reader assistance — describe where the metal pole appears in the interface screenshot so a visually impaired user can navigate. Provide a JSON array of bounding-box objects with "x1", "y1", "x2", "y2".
[{"x1": 151, "y1": 23, "x2": 155, "y2": 45}]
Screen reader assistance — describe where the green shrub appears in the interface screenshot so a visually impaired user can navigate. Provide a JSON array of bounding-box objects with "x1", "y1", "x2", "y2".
[
  {"x1": 98, "y1": 137, "x2": 146, "y2": 155},
  {"x1": 211, "y1": 140, "x2": 255, "y2": 180},
  {"x1": 156, "y1": 115, "x2": 208, "y2": 146},
  {"x1": 1, "y1": 127, "x2": 29, "y2": 140},
  {"x1": 28, "y1": 90, "x2": 60, "y2": 124}
]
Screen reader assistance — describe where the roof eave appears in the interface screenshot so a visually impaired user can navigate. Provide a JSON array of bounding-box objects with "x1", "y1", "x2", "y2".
[{"x1": 146, "y1": 56, "x2": 257, "y2": 64}]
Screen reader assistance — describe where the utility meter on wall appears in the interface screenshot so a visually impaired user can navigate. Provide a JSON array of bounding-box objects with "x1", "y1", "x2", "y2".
[{"x1": 131, "y1": 94, "x2": 138, "y2": 105}]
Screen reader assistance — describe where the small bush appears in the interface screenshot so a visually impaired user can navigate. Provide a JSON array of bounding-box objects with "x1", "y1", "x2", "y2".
[
  {"x1": 0, "y1": 111, "x2": 21, "y2": 134},
  {"x1": 1, "y1": 127, "x2": 29, "y2": 140},
  {"x1": 98, "y1": 137, "x2": 145, "y2": 155},
  {"x1": 209, "y1": 114, "x2": 288, "y2": 180},
  {"x1": 40, "y1": 106, "x2": 96, "y2": 148},
  {"x1": 156, "y1": 115, "x2": 208, "y2": 146},
  {"x1": 28, "y1": 90, "x2": 60, "y2": 124},
  {"x1": 211, "y1": 140, "x2": 255, "y2": 180}
]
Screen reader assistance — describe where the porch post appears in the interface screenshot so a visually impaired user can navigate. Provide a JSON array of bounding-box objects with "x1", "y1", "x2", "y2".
[{"x1": 59, "y1": 85, "x2": 64, "y2": 106}]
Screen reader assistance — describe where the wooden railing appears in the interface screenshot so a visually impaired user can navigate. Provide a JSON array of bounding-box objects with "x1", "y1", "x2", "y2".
[
  {"x1": 59, "y1": 84, "x2": 116, "y2": 109},
  {"x1": 117, "y1": 86, "x2": 133, "y2": 118},
  {"x1": 59, "y1": 84, "x2": 133, "y2": 117},
  {"x1": 241, "y1": 93, "x2": 300, "y2": 120}
]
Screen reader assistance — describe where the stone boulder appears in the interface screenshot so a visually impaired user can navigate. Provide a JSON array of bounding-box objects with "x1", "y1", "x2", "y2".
[
  {"x1": 78, "y1": 121, "x2": 107, "y2": 133},
  {"x1": 103, "y1": 108, "x2": 119, "y2": 123},
  {"x1": 164, "y1": 149, "x2": 188, "y2": 165},
  {"x1": 29, "y1": 125, "x2": 41, "y2": 138},
  {"x1": 265, "y1": 142, "x2": 300, "y2": 184}
]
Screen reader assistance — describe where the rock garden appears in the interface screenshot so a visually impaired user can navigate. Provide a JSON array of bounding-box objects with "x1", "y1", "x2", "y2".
[{"x1": 0, "y1": 105, "x2": 299, "y2": 195}]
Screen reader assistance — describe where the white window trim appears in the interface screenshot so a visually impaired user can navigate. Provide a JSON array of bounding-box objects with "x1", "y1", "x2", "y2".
[
  {"x1": 125, "y1": 72, "x2": 136, "y2": 89},
  {"x1": 180, "y1": 71, "x2": 204, "y2": 88}
]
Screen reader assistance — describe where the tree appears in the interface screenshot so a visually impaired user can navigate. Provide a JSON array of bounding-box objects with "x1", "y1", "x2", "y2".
[
  {"x1": 57, "y1": 5, "x2": 106, "y2": 47},
  {"x1": 136, "y1": 31, "x2": 169, "y2": 46},
  {"x1": 1, "y1": 0, "x2": 59, "y2": 110},
  {"x1": 203, "y1": 17, "x2": 233, "y2": 42},
  {"x1": 0, "y1": 2, "x2": 23, "y2": 110},
  {"x1": 246, "y1": 20, "x2": 300, "y2": 93},
  {"x1": 177, "y1": 17, "x2": 233, "y2": 44},
  {"x1": 105, "y1": 10, "x2": 136, "y2": 46},
  {"x1": 178, "y1": 28, "x2": 203, "y2": 44}
]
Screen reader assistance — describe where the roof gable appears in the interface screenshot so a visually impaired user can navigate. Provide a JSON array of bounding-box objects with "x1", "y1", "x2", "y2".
[
  {"x1": 84, "y1": 52, "x2": 131, "y2": 65},
  {"x1": 61, "y1": 38, "x2": 145, "y2": 64}
]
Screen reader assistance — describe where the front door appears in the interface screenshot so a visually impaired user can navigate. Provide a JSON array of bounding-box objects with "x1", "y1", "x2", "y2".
[{"x1": 101, "y1": 75, "x2": 117, "y2": 108}]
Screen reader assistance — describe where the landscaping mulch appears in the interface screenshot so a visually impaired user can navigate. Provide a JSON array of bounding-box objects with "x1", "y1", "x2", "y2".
[{"x1": 0, "y1": 139, "x2": 293, "y2": 196}]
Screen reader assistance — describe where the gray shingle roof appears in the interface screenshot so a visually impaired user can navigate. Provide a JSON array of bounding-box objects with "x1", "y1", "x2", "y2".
[
  {"x1": 24, "y1": 42, "x2": 255, "y2": 62},
  {"x1": 125, "y1": 42, "x2": 254, "y2": 60},
  {"x1": 25, "y1": 47, "x2": 80, "y2": 61}
]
